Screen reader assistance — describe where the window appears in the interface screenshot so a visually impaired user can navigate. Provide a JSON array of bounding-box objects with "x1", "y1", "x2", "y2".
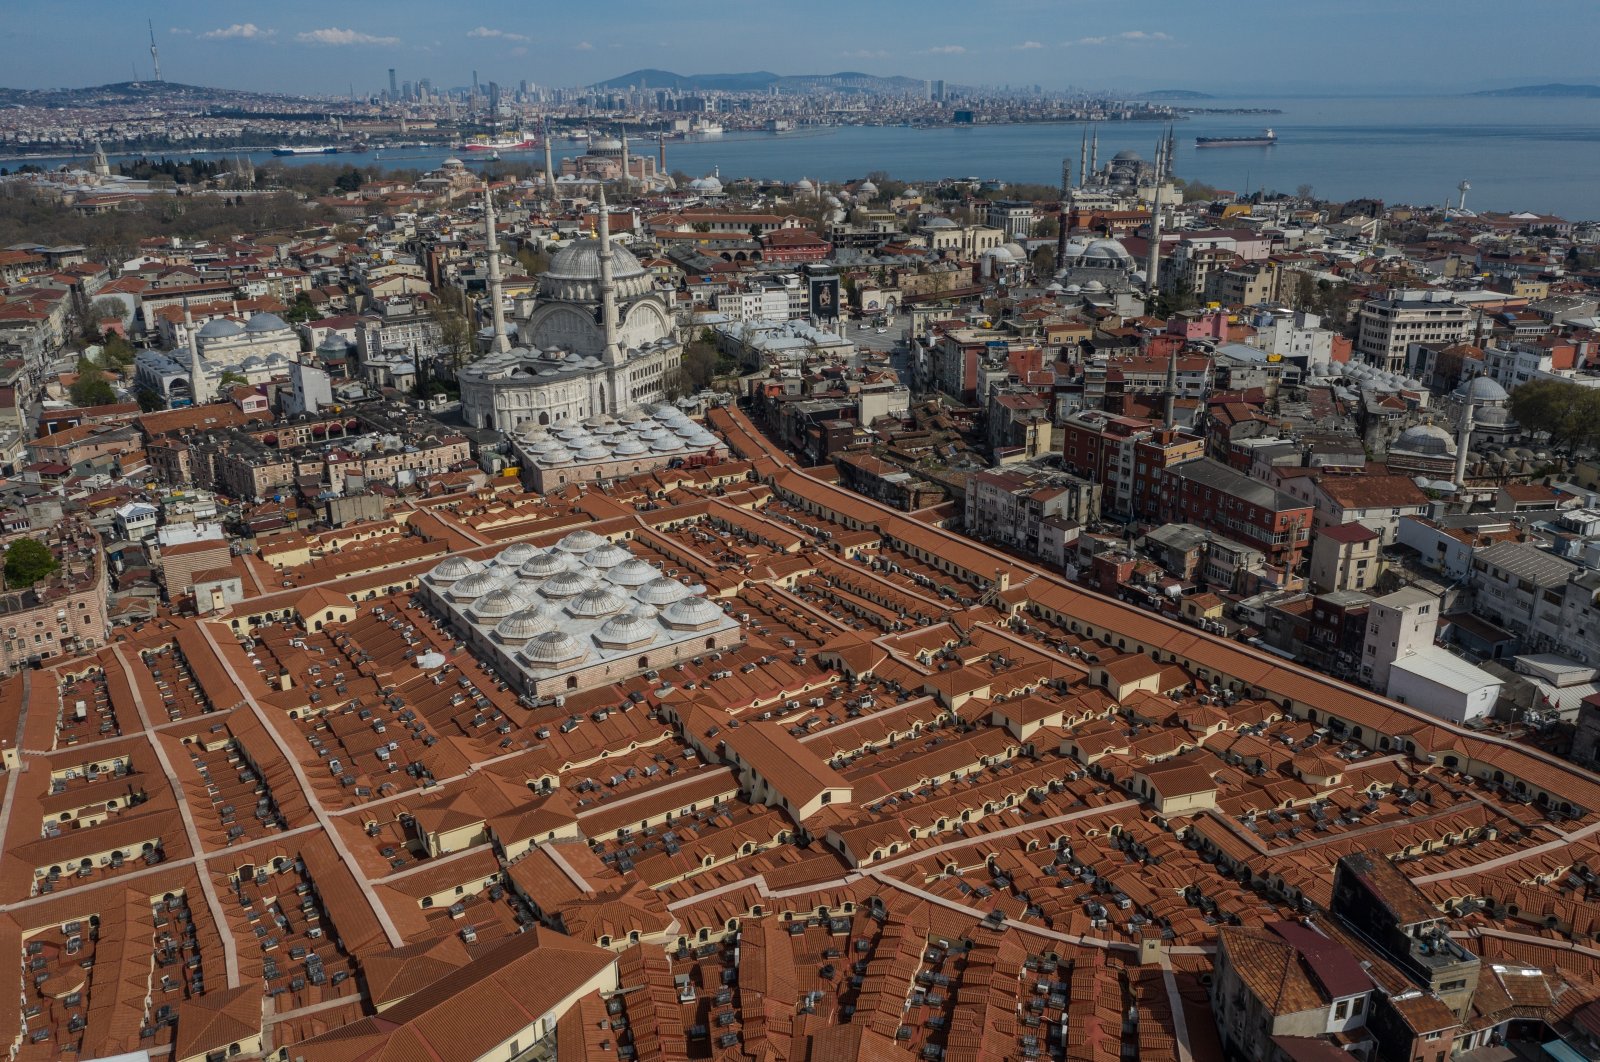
[{"x1": 1334, "y1": 1000, "x2": 1348, "y2": 1020}]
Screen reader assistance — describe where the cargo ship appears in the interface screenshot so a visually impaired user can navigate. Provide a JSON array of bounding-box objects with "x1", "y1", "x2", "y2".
[
  {"x1": 1195, "y1": 128, "x2": 1276, "y2": 148},
  {"x1": 459, "y1": 134, "x2": 539, "y2": 152},
  {"x1": 271, "y1": 145, "x2": 339, "y2": 156}
]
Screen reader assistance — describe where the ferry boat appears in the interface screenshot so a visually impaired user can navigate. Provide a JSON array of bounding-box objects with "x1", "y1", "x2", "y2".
[
  {"x1": 271, "y1": 145, "x2": 339, "y2": 156},
  {"x1": 1195, "y1": 128, "x2": 1276, "y2": 148},
  {"x1": 459, "y1": 134, "x2": 539, "y2": 152}
]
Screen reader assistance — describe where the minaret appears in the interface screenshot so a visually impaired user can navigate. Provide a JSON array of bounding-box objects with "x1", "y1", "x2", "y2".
[
  {"x1": 1145, "y1": 137, "x2": 1165, "y2": 296},
  {"x1": 184, "y1": 298, "x2": 211, "y2": 406},
  {"x1": 1078, "y1": 127, "x2": 1088, "y2": 188},
  {"x1": 1163, "y1": 340, "x2": 1179, "y2": 430},
  {"x1": 1089, "y1": 129, "x2": 1098, "y2": 176},
  {"x1": 1454, "y1": 392, "x2": 1475, "y2": 491},
  {"x1": 543, "y1": 119, "x2": 557, "y2": 199},
  {"x1": 1056, "y1": 157, "x2": 1070, "y2": 270},
  {"x1": 91, "y1": 142, "x2": 110, "y2": 178},
  {"x1": 658, "y1": 133, "x2": 665, "y2": 176},
  {"x1": 483, "y1": 181, "x2": 511, "y2": 354},
  {"x1": 620, "y1": 126, "x2": 631, "y2": 192},
  {"x1": 596, "y1": 185, "x2": 623, "y2": 366}
]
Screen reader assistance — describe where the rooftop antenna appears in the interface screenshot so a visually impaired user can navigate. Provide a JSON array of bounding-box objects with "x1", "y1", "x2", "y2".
[{"x1": 148, "y1": 20, "x2": 162, "y2": 83}]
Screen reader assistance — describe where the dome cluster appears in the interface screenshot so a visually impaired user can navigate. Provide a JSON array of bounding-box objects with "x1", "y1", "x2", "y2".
[
  {"x1": 516, "y1": 407, "x2": 719, "y2": 470},
  {"x1": 422, "y1": 535, "x2": 734, "y2": 673}
]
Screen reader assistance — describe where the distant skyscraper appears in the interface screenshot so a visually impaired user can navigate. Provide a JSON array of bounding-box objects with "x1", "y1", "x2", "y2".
[
  {"x1": 388, "y1": 68, "x2": 398, "y2": 100},
  {"x1": 933, "y1": 80, "x2": 947, "y2": 102}
]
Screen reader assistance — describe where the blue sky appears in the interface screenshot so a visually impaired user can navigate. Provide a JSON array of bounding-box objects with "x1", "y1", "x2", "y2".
[{"x1": 5, "y1": 0, "x2": 1594, "y2": 96}]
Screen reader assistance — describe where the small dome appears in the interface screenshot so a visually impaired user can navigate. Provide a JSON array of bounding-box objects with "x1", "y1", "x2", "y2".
[
  {"x1": 636, "y1": 577, "x2": 693, "y2": 606},
  {"x1": 595, "y1": 612, "x2": 657, "y2": 648},
  {"x1": 1112, "y1": 149, "x2": 1141, "y2": 162},
  {"x1": 197, "y1": 318, "x2": 244, "y2": 339},
  {"x1": 660, "y1": 595, "x2": 724, "y2": 630},
  {"x1": 519, "y1": 551, "x2": 570, "y2": 579},
  {"x1": 606, "y1": 558, "x2": 658, "y2": 586},
  {"x1": 495, "y1": 606, "x2": 558, "y2": 642},
  {"x1": 430, "y1": 556, "x2": 485, "y2": 583},
  {"x1": 612, "y1": 437, "x2": 648, "y2": 456},
  {"x1": 582, "y1": 543, "x2": 633, "y2": 569},
  {"x1": 1393, "y1": 424, "x2": 1457, "y2": 457},
  {"x1": 244, "y1": 312, "x2": 288, "y2": 333},
  {"x1": 496, "y1": 543, "x2": 539, "y2": 566},
  {"x1": 557, "y1": 529, "x2": 607, "y2": 553},
  {"x1": 568, "y1": 586, "x2": 627, "y2": 618},
  {"x1": 575, "y1": 444, "x2": 611, "y2": 461},
  {"x1": 449, "y1": 570, "x2": 502, "y2": 601},
  {"x1": 473, "y1": 586, "x2": 535, "y2": 619},
  {"x1": 541, "y1": 570, "x2": 596, "y2": 598},
  {"x1": 519, "y1": 630, "x2": 586, "y2": 667},
  {"x1": 538, "y1": 447, "x2": 574, "y2": 465},
  {"x1": 1456, "y1": 376, "x2": 1509, "y2": 404},
  {"x1": 316, "y1": 333, "x2": 350, "y2": 356}
]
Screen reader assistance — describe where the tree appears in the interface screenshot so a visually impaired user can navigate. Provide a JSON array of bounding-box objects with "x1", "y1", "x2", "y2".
[
  {"x1": 333, "y1": 166, "x2": 365, "y2": 193},
  {"x1": 5, "y1": 538, "x2": 58, "y2": 590},
  {"x1": 1296, "y1": 183, "x2": 1315, "y2": 202},
  {"x1": 1031, "y1": 216, "x2": 1061, "y2": 238},
  {"x1": 286, "y1": 293, "x2": 317, "y2": 323},
  {"x1": 1031, "y1": 246, "x2": 1057, "y2": 276},
  {"x1": 1507, "y1": 379, "x2": 1600, "y2": 455},
  {"x1": 219, "y1": 370, "x2": 247, "y2": 390},
  {"x1": 70, "y1": 356, "x2": 116, "y2": 407},
  {"x1": 135, "y1": 384, "x2": 165, "y2": 412},
  {"x1": 515, "y1": 247, "x2": 550, "y2": 276},
  {"x1": 429, "y1": 290, "x2": 476, "y2": 376},
  {"x1": 89, "y1": 296, "x2": 126, "y2": 326},
  {"x1": 101, "y1": 333, "x2": 136, "y2": 371}
]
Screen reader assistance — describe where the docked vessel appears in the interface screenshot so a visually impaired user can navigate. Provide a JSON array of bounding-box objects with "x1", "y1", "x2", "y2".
[
  {"x1": 1195, "y1": 128, "x2": 1276, "y2": 148},
  {"x1": 690, "y1": 121, "x2": 724, "y2": 137},
  {"x1": 271, "y1": 145, "x2": 339, "y2": 156},
  {"x1": 459, "y1": 134, "x2": 539, "y2": 152}
]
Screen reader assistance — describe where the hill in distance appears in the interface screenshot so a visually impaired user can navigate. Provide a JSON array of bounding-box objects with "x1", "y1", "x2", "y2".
[
  {"x1": 0, "y1": 81, "x2": 319, "y2": 107},
  {"x1": 592, "y1": 68, "x2": 929, "y2": 94},
  {"x1": 1468, "y1": 83, "x2": 1600, "y2": 97}
]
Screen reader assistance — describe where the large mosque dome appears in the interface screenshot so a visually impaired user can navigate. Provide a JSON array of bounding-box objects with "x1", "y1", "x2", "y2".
[{"x1": 539, "y1": 239, "x2": 652, "y2": 302}]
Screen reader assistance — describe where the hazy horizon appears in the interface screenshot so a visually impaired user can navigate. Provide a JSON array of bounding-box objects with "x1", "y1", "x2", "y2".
[{"x1": 4, "y1": 0, "x2": 1595, "y2": 97}]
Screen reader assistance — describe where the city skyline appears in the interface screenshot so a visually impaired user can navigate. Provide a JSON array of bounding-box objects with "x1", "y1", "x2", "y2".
[{"x1": 4, "y1": 0, "x2": 1597, "y2": 97}]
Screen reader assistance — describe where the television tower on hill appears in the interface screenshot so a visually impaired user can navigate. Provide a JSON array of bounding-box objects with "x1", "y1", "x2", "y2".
[{"x1": 148, "y1": 21, "x2": 163, "y2": 82}]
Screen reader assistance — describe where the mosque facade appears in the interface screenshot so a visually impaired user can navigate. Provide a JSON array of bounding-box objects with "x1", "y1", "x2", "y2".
[{"x1": 459, "y1": 189, "x2": 681, "y2": 433}]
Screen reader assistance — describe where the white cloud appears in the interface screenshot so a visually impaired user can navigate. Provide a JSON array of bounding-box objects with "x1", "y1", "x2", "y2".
[
  {"x1": 467, "y1": 26, "x2": 529, "y2": 42},
  {"x1": 202, "y1": 24, "x2": 275, "y2": 40},
  {"x1": 575, "y1": 40, "x2": 594, "y2": 50},
  {"x1": 1014, "y1": 40, "x2": 1045, "y2": 50},
  {"x1": 923, "y1": 45, "x2": 966, "y2": 55},
  {"x1": 296, "y1": 28, "x2": 400, "y2": 46},
  {"x1": 1064, "y1": 31, "x2": 1173, "y2": 46},
  {"x1": 842, "y1": 48, "x2": 890, "y2": 59},
  {"x1": 169, "y1": 28, "x2": 193, "y2": 36}
]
